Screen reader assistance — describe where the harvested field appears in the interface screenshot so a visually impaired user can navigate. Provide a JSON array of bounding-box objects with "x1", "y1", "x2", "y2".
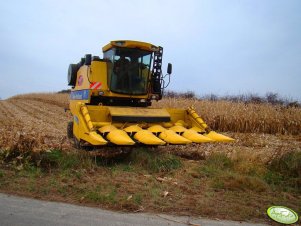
[{"x1": 0, "y1": 94, "x2": 71, "y2": 152}]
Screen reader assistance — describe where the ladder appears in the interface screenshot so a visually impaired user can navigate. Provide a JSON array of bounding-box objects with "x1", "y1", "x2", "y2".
[{"x1": 151, "y1": 46, "x2": 163, "y2": 97}]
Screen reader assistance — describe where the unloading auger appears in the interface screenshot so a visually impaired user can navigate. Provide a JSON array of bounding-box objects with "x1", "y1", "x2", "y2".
[{"x1": 67, "y1": 40, "x2": 234, "y2": 149}]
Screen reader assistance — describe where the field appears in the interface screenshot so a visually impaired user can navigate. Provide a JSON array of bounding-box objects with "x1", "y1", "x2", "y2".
[
  {"x1": 0, "y1": 93, "x2": 71, "y2": 152},
  {"x1": 0, "y1": 93, "x2": 300, "y2": 223}
]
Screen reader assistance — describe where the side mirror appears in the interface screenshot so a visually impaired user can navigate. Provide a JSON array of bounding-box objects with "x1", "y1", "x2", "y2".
[
  {"x1": 167, "y1": 63, "x2": 172, "y2": 74},
  {"x1": 85, "y1": 54, "x2": 92, "y2": 65}
]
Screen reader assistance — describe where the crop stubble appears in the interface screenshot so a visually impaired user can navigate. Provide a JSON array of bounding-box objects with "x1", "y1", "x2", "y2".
[{"x1": 0, "y1": 94, "x2": 71, "y2": 152}]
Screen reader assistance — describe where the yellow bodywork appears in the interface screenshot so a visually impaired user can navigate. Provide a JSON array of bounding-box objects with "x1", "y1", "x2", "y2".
[
  {"x1": 70, "y1": 103, "x2": 234, "y2": 146},
  {"x1": 102, "y1": 40, "x2": 159, "y2": 52},
  {"x1": 69, "y1": 40, "x2": 234, "y2": 147}
]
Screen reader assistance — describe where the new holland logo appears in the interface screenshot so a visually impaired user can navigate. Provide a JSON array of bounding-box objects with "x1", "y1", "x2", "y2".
[
  {"x1": 77, "y1": 75, "x2": 83, "y2": 86},
  {"x1": 90, "y1": 82, "x2": 102, "y2": 90}
]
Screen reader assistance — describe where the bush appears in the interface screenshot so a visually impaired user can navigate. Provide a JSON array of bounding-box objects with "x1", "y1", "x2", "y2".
[
  {"x1": 39, "y1": 150, "x2": 93, "y2": 171},
  {"x1": 267, "y1": 151, "x2": 301, "y2": 191},
  {"x1": 200, "y1": 153, "x2": 268, "y2": 192}
]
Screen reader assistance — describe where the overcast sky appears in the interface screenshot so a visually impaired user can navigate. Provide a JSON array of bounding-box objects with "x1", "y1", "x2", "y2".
[{"x1": 0, "y1": 0, "x2": 300, "y2": 100}]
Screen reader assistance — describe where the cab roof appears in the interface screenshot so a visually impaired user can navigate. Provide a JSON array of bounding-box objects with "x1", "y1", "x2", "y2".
[{"x1": 102, "y1": 40, "x2": 159, "y2": 52}]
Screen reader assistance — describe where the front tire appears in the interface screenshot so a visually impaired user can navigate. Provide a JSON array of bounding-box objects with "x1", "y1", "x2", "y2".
[
  {"x1": 73, "y1": 137, "x2": 81, "y2": 149},
  {"x1": 67, "y1": 121, "x2": 73, "y2": 139}
]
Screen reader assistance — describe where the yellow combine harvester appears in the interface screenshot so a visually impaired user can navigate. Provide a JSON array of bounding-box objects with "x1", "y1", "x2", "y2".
[{"x1": 67, "y1": 40, "x2": 233, "y2": 149}]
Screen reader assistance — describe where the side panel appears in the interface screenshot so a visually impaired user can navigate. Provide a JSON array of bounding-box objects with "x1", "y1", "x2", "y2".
[
  {"x1": 87, "y1": 105, "x2": 111, "y2": 122},
  {"x1": 70, "y1": 65, "x2": 91, "y2": 105},
  {"x1": 74, "y1": 66, "x2": 91, "y2": 91},
  {"x1": 90, "y1": 61, "x2": 109, "y2": 91},
  {"x1": 72, "y1": 61, "x2": 109, "y2": 90}
]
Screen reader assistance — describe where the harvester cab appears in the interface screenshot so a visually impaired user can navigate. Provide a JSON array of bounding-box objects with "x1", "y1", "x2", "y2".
[{"x1": 67, "y1": 40, "x2": 234, "y2": 148}]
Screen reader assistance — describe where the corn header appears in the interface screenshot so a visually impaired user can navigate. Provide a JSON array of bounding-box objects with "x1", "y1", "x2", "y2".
[{"x1": 67, "y1": 40, "x2": 233, "y2": 149}]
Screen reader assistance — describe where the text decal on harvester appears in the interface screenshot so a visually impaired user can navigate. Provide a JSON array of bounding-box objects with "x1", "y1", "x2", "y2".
[{"x1": 70, "y1": 90, "x2": 90, "y2": 100}]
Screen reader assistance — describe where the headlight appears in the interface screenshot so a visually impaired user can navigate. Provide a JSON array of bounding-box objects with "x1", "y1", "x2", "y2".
[
  {"x1": 114, "y1": 41, "x2": 125, "y2": 46},
  {"x1": 151, "y1": 45, "x2": 159, "y2": 51}
]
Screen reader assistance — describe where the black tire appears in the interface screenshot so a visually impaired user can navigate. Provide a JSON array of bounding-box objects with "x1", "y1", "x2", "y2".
[
  {"x1": 67, "y1": 121, "x2": 73, "y2": 139},
  {"x1": 67, "y1": 64, "x2": 78, "y2": 86},
  {"x1": 73, "y1": 137, "x2": 81, "y2": 149}
]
